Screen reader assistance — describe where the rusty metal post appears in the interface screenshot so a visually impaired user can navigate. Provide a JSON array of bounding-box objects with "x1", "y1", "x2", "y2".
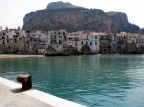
[{"x1": 17, "y1": 75, "x2": 32, "y2": 90}]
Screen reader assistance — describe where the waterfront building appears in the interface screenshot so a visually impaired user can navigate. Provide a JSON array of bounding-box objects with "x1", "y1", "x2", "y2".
[
  {"x1": 17, "y1": 30, "x2": 27, "y2": 54},
  {"x1": 0, "y1": 27, "x2": 21, "y2": 53},
  {"x1": 30, "y1": 31, "x2": 48, "y2": 54},
  {"x1": 48, "y1": 29, "x2": 67, "y2": 53},
  {"x1": 0, "y1": 30, "x2": 6, "y2": 53},
  {"x1": 65, "y1": 32, "x2": 81, "y2": 55},
  {"x1": 116, "y1": 32, "x2": 128, "y2": 53},
  {"x1": 99, "y1": 33, "x2": 112, "y2": 54},
  {"x1": 74, "y1": 31, "x2": 100, "y2": 54},
  {"x1": 17, "y1": 29, "x2": 50, "y2": 54},
  {"x1": 110, "y1": 34, "x2": 117, "y2": 53},
  {"x1": 116, "y1": 32, "x2": 142, "y2": 53},
  {"x1": 20, "y1": 30, "x2": 32, "y2": 54},
  {"x1": 1, "y1": 26, "x2": 144, "y2": 55},
  {"x1": 127, "y1": 33, "x2": 138, "y2": 44},
  {"x1": 136, "y1": 34, "x2": 144, "y2": 53},
  {"x1": 141, "y1": 35, "x2": 144, "y2": 53},
  {"x1": 127, "y1": 33, "x2": 140, "y2": 53}
]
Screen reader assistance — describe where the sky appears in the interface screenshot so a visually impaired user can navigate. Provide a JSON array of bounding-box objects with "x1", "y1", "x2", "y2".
[{"x1": 0, "y1": 0, "x2": 144, "y2": 29}]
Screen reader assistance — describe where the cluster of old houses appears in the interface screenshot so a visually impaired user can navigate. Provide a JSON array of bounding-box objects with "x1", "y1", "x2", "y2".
[{"x1": 0, "y1": 26, "x2": 144, "y2": 55}]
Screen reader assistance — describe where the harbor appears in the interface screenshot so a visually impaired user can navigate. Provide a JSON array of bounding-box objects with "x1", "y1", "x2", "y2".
[
  {"x1": 0, "y1": 77, "x2": 85, "y2": 107},
  {"x1": 0, "y1": 55, "x2": 144, "y2": 107},
  {"x1": 1, "y1": 0, "x2": 144, "y2": 107}
]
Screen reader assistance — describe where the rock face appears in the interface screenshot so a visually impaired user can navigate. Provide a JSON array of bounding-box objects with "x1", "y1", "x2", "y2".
[
  {"x1": 23, "y1": 1, "x2": 140, "y2": 33},
  {"x1": 140, "y1": 28, "x2": 144, "y2": 34},
  {"x1": 46, "y1": 1, "x2": 78, "y2": 10},
  {"x1": 107, "y1": 12, "x2": 140, "y2": 33}
]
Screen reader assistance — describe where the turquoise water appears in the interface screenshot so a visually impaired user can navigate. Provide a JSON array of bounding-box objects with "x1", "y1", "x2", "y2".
[{"x1": 0, "y1": 55, "x2": 144, "y2": 107}]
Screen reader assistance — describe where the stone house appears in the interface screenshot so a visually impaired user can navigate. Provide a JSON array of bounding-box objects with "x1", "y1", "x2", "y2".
[
  {"x1": 127, "y1": 33, "x2": 140, "y2": 53},
  {"x1": 48, "y1": 29, "x2": 67, "y2": 53},
  {"x1": 116, "y1": 32, "x2": 128, "y2": 53},
  {"x1": 116, "y1": 32, "x2": 141, "y2": 53},
  {"x1": 64, "y1": 32, "x2": 80, "y2": 55},
  {"x1": 99, "y1": 33, "x2": 113, "y2": 54},
  {"x1": 20, "y1": 30, "x2": 32, "y2": 54},
  {"x1": 0, "y1": 27, "x2": 20, "y2": 54},
  {"x1": 30, "y1": 31, "x2": 48, "y2": 54},
  {"x1": 136, "y1": 35, "x2": 144, "y2": 53},
  {"x1": 0, "y1": 30, "x2": 6, "y2": 53}
]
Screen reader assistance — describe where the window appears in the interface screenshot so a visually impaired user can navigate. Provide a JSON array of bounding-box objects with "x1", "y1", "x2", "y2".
[
  {"x1": 2, "y1": 40, "x2": 5, "y2": 44},
  {"x1": 81, "y1": 41, "x2": 83, "y2": 45},
  {"x1": 102, "y1": 36, "x2": 103, "y2": 39},
  {"x1": 59, "y1": 40, "x2": 62, "y2": 44},
  {"x1": 95, "y1": 42, "x2": 97, "y2": 45},
  {"x1": 14, "y1": 39, "x2": 17, "y2": 43},
  {"x1": 86, "y1": 41, "x2": 88, "y2": 45},
  {"x1": 95, "y1": 36, "x2": 97, "y2": 39},
  {"x1": 90, "y1": 41, "x2": 92, "y2": 46},
  {"x1": 7, "y1": 39, "x2": 9, "y2": 43},
  {"x1": 54, "y1": 40, "x2": 56, "y2": 43}
]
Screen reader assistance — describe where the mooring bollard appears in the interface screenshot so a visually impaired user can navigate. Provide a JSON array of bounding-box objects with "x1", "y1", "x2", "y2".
[{"x1": 17, "y1": 75, "x2": 32, "y2": 90}]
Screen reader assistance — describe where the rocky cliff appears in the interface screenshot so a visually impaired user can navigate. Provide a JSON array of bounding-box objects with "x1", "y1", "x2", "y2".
[{"x1": 22, "y1": 1, "x2": 140, "y2": 33}]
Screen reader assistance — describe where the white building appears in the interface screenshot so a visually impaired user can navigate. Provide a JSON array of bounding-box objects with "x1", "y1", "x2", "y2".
[{"x1": 77, "y1": 32, "x2": 100, "y2": 54}]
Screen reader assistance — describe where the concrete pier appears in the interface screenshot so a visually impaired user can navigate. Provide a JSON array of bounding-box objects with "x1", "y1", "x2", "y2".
[{"x1": 0, "y1": 77, "x2": 86, "y2": 107}]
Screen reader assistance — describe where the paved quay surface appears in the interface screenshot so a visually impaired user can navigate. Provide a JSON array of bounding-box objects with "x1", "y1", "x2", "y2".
[
  {"x1": 0, "y1": 83, "x2": 51, "y2": 107},
  {"x1": 0, "y1": 77, "x2": 86, "y2": 107}
]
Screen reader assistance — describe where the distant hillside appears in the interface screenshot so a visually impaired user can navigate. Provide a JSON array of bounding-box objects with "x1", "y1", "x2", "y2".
[
  {"x1": 23, "y1": 1, "x2": 140, "y2": 33},
  {"x1": 140, "y1": 28, "x2": 144, "y2": 34},
  {"x1": 46, "y1": 1, "x2": 79, "y2": 10}
]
